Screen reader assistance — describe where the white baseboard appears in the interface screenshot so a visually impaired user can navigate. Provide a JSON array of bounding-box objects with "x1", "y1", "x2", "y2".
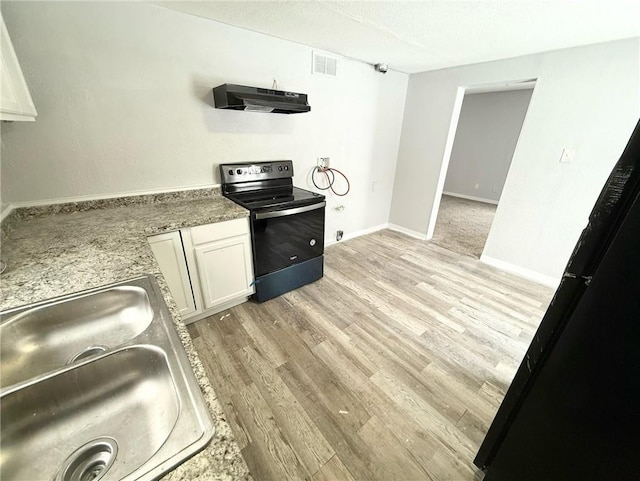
[
  {"x1": 325, "y1": 223, "x2": 389, "y2": 247},
  {"x1": 443, "y1": 191, "x2": 499, "y2": 205},
  {"x1": 480, "y1": 254, "x2": 560, "y2": 288},
  {"x1": 1, "y1": 204, "x2": 15, "y2": 222},
  {"x1": 7, "y1": 183, "x2": 221, "y2": 209},
  {"x1": 387, "y1": 223, "x2": 429, "y2": 241}
]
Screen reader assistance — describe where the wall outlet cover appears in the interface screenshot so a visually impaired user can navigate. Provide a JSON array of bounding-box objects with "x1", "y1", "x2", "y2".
[
  {"x1": 317, "y1": 157, "x2": 330, "y2": 169},
  {"x1": 336, "y1": 230, "x2": 343, "y2": 241}
]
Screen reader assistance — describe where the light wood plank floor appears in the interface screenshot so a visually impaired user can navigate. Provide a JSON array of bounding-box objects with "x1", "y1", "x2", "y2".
[{"x1": 188, "y1": 230, "x2": 554, "y2": 481}]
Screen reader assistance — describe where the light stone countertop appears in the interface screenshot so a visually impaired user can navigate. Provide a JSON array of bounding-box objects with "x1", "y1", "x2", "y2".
[{"x1": 0, "y1": 189, "x2": 253, "y2": 481}]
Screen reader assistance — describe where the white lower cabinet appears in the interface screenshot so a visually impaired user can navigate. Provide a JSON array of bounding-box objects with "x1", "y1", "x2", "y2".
[
  {"x1": 193, "y1": 236, "x2": 253, "y2": 310},
  {"x1": 147, "y1": 231, "x2": 197, "y2": 318},
  {"x1": 148, "y1": 217, "x2": 254, "y2": 323}
]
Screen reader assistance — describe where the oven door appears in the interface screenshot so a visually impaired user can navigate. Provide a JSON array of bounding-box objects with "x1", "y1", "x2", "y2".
[{"x1": 252, "y1": 202, "x2": 325, "y2": 277}]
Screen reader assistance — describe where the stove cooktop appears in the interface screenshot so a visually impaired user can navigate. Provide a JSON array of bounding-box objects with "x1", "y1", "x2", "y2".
[{"x1": 225, "y1": 186, "x2": 324, "y2": 211}]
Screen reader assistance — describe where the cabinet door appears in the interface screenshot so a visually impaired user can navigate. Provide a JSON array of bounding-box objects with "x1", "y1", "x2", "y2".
[
  {"x1": 194, "y1": 235, "x2": 253, "y2": 310},
  {"x1": 0, "y1": 14, "x2": 37, "y2": 121},
  {"x1": 148, "y1": 231, "x2": 197, "y2": 317}
]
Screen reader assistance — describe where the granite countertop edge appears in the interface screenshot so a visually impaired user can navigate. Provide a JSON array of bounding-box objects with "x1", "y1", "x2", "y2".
[{"x1": 0, "y1": 189, "x2": 252, "y2": 481}]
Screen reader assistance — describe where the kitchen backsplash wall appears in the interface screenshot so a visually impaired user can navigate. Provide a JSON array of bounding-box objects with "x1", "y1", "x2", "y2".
[{"x1": 0, "y1": 2, "x2": 408, "y2": 243}]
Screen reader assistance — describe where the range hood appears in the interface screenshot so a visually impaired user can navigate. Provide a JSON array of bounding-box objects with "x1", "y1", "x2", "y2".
[{"x1": 212, "y1": 84, "x2": 311, "y2": 114}]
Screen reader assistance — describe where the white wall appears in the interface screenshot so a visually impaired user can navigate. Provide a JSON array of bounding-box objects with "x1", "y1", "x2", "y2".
[
  {"x1": 390, "y1": 38, "x2": 640, "y2": 282},
  {"x1": 443, "y1": 89, "x2": 533, "y2": 203},
  {"x1": 0, "y1": 2, "x2": 408, "y2": 243}
]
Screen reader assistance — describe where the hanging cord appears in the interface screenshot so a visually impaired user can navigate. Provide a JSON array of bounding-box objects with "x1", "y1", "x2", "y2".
[
  {"x1": 312, "y1": 167, "x2": 334, "y2": 190},
  {"x1": 312, "y1": 166, "x2": 351, "y2": 196}
]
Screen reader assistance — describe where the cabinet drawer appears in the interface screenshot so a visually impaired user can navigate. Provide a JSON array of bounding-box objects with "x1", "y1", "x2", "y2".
[{"x1": 190, "y1": 217, "x2": 249, "y2": 245}]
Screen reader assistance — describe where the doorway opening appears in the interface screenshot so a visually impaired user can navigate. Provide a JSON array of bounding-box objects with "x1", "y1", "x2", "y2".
[{"x1": 429, "y1": 79, "x2": 536, "y2": 258}]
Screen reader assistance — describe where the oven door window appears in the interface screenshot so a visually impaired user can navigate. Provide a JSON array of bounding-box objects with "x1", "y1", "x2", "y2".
[{"x1": 252, "y1": 205, "x2": 325, "y2": 277}]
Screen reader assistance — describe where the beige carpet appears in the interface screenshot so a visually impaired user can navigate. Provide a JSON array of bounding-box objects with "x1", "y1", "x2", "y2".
[{"x1": 431, "y1": 195, "x2": 497, "y2": 258}]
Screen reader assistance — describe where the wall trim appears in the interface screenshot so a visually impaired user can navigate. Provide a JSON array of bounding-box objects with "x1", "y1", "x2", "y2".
[
  {"x1": 1, "y1": 204, "x2": 15, "y2": 222},
  {"x1": 480, "y1": 254, "x2": 560, "y2": 288},
  {"x1": 426, "y1": 86, "x2": 466, "y2": 240},
  {"x1": 8, "y1": 183, "x2": 221, "y2": 209},
  {"x1": 325, "y1": 223, "x2": 389, "y2": 247},
  {"x1": 387, "y1": 223, "x2": 429, "y2": 241},
  {"x1": 442, "y1": 191, "x2": 499, "y2": 205}
]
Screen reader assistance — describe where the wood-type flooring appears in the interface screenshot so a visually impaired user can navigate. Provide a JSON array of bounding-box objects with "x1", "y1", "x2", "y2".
[{"x1": 188, "y1": 229, "x2": 554, "y2": 481}]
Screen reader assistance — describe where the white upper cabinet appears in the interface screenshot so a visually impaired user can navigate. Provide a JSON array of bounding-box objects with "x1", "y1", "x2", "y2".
[{"x1": 1, "y1": 13, "x2": 37, "y2": 121}]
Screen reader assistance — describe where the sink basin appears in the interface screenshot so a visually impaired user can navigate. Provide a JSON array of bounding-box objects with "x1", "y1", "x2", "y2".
[
  {"x1": 1, "y1": 285, "x2": 154, "y2": 388},
  {"x1": 2, "y1": 346, "x2": 180, "y2": 481},
  {"x1": 0, "y1": 276, "x2": 214, "y2": 481}
]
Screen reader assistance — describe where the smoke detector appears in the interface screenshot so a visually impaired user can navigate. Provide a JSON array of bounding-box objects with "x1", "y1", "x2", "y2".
[{"x1": 374, "y1": 63, "x2": 388, "y2": 74}]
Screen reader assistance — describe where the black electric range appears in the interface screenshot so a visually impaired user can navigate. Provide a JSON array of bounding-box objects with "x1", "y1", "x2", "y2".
[
  {"x1": 220, "y1": 160, "x2": 326, "y2": 302},
  {"x1": 228, "y1": 185, "x2": 323, "y2": 211}
]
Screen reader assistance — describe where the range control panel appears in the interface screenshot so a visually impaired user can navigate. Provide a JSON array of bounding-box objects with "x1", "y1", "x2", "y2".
[{"x1": 219, "y1": 160, "x2": 294, "y2": 184}]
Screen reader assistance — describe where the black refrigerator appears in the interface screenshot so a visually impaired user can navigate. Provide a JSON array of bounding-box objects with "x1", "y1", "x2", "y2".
[{"x1": 474, "y1": 119, "x2": 640, "y2": 481}]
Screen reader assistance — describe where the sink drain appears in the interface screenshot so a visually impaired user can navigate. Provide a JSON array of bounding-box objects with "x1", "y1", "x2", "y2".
[
  {"x1": 67, "y1": 345, "x2": 109, "y2": 365},
  {"x1": 55, "y1": 437, "x2": 118, "y2": 481}
]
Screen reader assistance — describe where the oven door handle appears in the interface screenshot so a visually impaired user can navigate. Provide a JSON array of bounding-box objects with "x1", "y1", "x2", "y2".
[{"x1": 254, "y1": 201, "x2": 326, "y2": 220}]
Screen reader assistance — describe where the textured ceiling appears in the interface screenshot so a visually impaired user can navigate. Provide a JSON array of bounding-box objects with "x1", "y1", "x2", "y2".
[{"x1": 154, "y1": 1, "x2": 640, "y2": 73}]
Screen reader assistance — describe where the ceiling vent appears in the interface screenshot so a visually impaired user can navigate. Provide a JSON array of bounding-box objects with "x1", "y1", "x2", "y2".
[{"x1": 313, "y1": 52, "x2": 337, "y2": 77}]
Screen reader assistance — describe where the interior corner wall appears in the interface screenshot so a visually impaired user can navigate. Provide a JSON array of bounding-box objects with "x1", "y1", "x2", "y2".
[
  {"x1": 0, "y1": 2, "x2": 408, "y2": 243},
  {"x1": 389, "y1": 38, "x2": 640, "y2": 282},
  {"x1": 443, "y1": 89, "x2": 533, "y2": 203}
]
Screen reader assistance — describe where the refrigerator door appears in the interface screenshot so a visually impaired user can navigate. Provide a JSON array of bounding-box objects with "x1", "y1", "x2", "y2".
[
  {"x1": 475, "y1": 120, "x2": 640, "y2": 480},
  {"x1": 485, "y1": 187, "x2": 640, "y2": 480}
]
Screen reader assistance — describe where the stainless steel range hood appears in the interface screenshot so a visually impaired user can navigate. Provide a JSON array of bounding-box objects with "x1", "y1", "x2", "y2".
[{"x1": 212, "y1": 84, "x2": 311, "y2": 114}]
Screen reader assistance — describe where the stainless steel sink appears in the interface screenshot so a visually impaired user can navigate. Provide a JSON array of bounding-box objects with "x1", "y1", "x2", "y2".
[
  {"x1": 2, "y1": 347, "x2": 180, "y2": 480},
  {"x1": 1, "y1": 285, "x2": 154, "y2": 388},
  {"x1": 0, "y1": 276, "x2": 215, "y2": 481}
]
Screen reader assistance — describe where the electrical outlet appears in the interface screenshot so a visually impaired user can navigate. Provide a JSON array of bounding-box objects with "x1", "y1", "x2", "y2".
[
  {"x1": 336, "y1": 230, "x2": 343, "y2": 241},
  {"x1": 474, "y1": 183, "x2": 480, "y2": 190},
  {"x1": 317, "y1": 157, "x2": 330, "y2": 169}
]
